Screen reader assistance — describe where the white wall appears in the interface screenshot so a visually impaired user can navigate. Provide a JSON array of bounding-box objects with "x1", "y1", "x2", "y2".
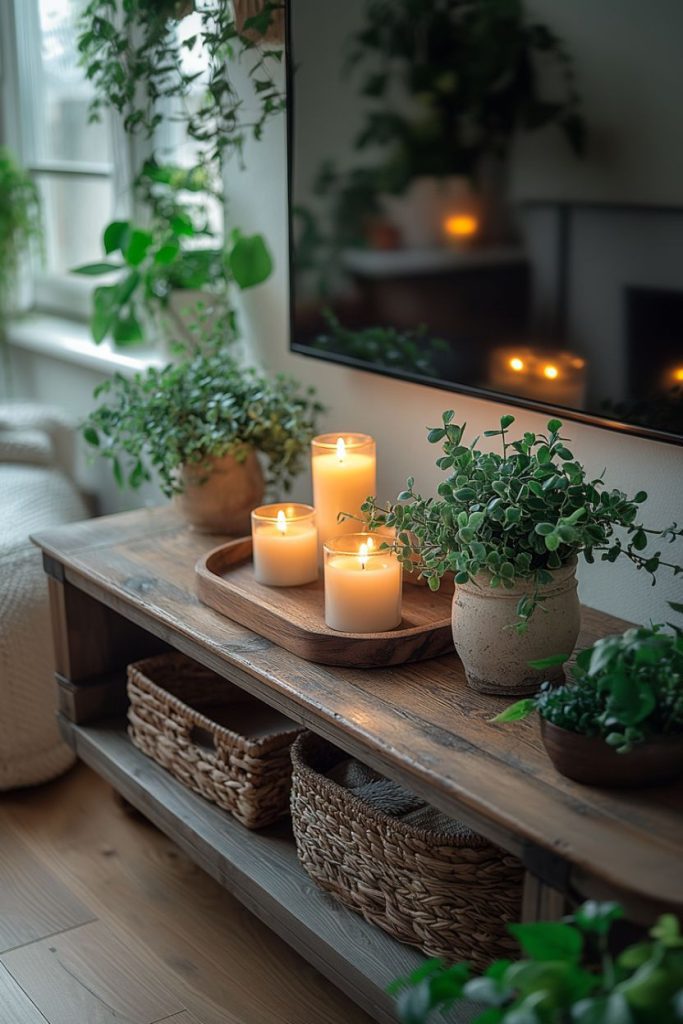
[{"x1": 235, "y1": 67, "x2": 683, "y2": 627}]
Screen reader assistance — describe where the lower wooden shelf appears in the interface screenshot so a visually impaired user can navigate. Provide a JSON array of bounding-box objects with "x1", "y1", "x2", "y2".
[{"x1": 58, "y1": 716, "x2": 471, "y2": 1024}]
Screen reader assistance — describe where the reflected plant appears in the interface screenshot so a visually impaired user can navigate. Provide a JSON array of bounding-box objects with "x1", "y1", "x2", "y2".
[
  {"x1": 0, "y1": 148, "x2": 42, "y2": 329},
  {"x1": 312, "y1": 309, "x2": 447, "y2": 377}
]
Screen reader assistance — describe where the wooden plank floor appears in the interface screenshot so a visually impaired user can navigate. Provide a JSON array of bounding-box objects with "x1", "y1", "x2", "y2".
[{"x1": 0, "y1": 763, "x2": 375, "y2": 1024}]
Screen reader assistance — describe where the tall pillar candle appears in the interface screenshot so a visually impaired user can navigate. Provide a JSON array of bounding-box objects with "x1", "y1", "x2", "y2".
[{"x1": 311, "y1": 433, "x2": 376, "y2": 550}]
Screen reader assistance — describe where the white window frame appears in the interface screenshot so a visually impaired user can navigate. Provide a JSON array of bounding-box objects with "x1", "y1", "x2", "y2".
[{"x1": 0, "y1": 0, "x2": 135, "y2": 321}]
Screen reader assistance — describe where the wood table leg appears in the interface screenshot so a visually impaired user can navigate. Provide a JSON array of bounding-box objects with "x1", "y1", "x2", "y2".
[
  {"x1": 46, "y1": 559, "x2": 166, "y2": 725},
  {"x1": 522, "y1": 872, "x2": 567, "y2": 922}
]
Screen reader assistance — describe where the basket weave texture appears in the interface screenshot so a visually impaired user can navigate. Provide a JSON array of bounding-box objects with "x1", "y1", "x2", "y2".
[
  {"x1": 127, "y1": 652, "x2": 301, "y2": 829},
  {"x1": 291, "y1": 732, "x2": 523, "y2": 967}
]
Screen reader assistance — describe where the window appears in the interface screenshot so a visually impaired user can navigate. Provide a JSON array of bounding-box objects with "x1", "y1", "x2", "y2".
[{"x1": 4, "y1": 0, "x2": 124, "y2": 315}]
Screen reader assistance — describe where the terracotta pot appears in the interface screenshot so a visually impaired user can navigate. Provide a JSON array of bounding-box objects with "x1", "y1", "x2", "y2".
[
  {"x1": 540, "y1": 719, "x2": 683, "y2": 788},
  {"x1": 451, "y1": 561, "x2": 580, "y2": 695},
  {"x1": 174, "y1": 450, "x2": 264, "y2": 534}
]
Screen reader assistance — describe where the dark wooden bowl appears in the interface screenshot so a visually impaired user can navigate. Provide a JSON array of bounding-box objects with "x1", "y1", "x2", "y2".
[{"x1": 540, "y1": 719, "x2": 683, "y2": 788}]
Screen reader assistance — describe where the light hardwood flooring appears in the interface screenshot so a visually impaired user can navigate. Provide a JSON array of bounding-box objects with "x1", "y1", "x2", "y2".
[{"x1": 0, "y1": 762, "x2": 374, "y2": 1024}]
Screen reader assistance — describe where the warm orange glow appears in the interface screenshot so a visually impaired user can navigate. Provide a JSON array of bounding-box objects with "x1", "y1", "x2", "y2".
[
  {"x1": 543, "y1": 364, "x2": 559, "y2": 380},
  {"x1": 359, "y1": 542, "x2": 369, "y2": 570},
  {"x1": 509, "y1": 357, "x2": 525, "y2": 372},
  {"x1": 444, "y1": 214, "x2": 479, "y2": 238},
  {"x1": 336, "y1": 436, "x2": 346, "y2": 462},
  {"x1": 276, "y1": 510, "x2": 287, "y2": 534},
  {"x1": 673, "y1": 367, "x2": 683, "y2": 383}
]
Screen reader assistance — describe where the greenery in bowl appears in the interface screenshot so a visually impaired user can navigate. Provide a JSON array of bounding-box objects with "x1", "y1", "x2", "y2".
[
  {"x1": 82, "y1": 340, "x2": 323, "y2": 497},
  {"x1": 360, "y1": 412, "x2": 682, "y2": 628},
  {"x1": 0, "y1": 147, "x2": 42, "y2": 330},
  {"x1": 391, "y1": 900, "x2": 683, "y2": 1024},
  {"x1": 494, "y1": 610, "x2": 683, "y2": 753}
]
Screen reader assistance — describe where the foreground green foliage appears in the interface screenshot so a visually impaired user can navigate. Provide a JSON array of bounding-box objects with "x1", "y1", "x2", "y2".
[
  {"x1": 0, "y1": 148, "x2": 42, "y2": 325},
  {"x1": 495, "y1": 612, "x2": 683, "y2": 753},
  {"x1": 391, "y1": 901, "x2": 683, "y2": 1023},
  {"x1": 82, "y1": 342, "x2": 323, "y2": 497},
  {"x1": 361, "y1": 413, "x2": 682, "y2": 626}
]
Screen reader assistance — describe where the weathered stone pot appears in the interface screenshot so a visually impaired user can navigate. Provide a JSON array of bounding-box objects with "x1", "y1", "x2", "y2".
[
  {"x1": 451, "y1": 561, "x2": 580, "y2": 695},
  {"x1": 174, "y1": 450, "x2": 264, "y2": 534},
  {"x1": 540, "y1": 720, "x2": 683, "y2": 788}
]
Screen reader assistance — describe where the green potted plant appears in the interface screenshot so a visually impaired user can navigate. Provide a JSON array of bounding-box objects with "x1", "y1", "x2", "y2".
[
  {"x1": 72, "y1": 162, "x2": 272, "y2": 348},
  {"x1": 82, "y1": 338, "x2": 323, "y2": 532},
  {"x1": 391, "y1": 900, "x2": 683, "y2": 1024},
  {"x1": 0, "y1": 147, "x2": 42, "y2": 342},
  {"x1": 493, "y1": 611, "x2": 683, "y2": 787},
  {"x1": 360, "y1": 412, "x2": 682, "y2": 695}
]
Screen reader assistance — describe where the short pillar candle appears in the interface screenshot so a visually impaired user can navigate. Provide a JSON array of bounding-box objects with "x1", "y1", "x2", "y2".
[
  {"x1": 323, "y1": 533, "x2": 402, "y2": 633},
  {"x1": 311, "y1": 433, "x2": 376, "y2": 550},
  {"x1": 251, "y1": 503, "x2": 318, "y2": 586}
]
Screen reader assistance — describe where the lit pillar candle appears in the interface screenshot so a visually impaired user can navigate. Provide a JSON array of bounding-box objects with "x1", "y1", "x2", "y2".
[
  {"x1": 311, "y1": 433, "x2": 376, "y2": 550},
  {"x1": 324, "y1": 534, "x2": 402, "y2": 633},
  {"x1": 251, "y1": 503, "x2": 318, "y2": 586}
]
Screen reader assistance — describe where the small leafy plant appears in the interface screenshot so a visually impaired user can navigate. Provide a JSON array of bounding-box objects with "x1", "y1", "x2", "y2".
[
  {"x1": 495, "y1": 611, "x2": 683, "y2": 753},
  {"x1": 82, "y1": 340, "x2": 323, "y2": 497},
  {"x1": 73, "y1": 161, "x2": 272, "y2": 346},
  {"x1": 360, "y1": 413, "x2": 682, "y2": 627},
  {"x1": 311, "y1": 309, "x2": 447, "y2": 376},
  {"x1": 391, "y1": 900, "x2": 683, "y2": 1024}
]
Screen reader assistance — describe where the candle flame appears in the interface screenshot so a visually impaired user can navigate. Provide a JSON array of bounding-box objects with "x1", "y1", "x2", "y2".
[
  {"x1": 543, "y1": 364, "x2": 559, "y2": 380},
  {"x1": 509, "y1": 356, "x2": 525, "y2": 372},
  {"x1": 444, "y1": 214, "x2": 478, "y2": 238},
  {"x1": 336, "y1": 437, "x2": 346, "y2": 462},
  {"x1": 673, "y1": 367, "x2": 683, "y2": 383},
  {"x1": 276, "y1": 510, "x2": 287, "y2": 535},
  {"x1": 359, "y1": 542, "x2": 369, "y2": 570}
]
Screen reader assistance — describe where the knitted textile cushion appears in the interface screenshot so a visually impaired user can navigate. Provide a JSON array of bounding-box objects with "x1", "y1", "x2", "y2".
[{"x1": 0, "y1": 405, "x2": 89, "y2": 789}]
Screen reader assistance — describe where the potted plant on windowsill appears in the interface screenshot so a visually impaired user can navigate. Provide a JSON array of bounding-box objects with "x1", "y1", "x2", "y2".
[
  {"x1": 494, "y1": 610, "x2": 683, "y2": 787},
  {"x1": 391, "y1": 900, "x2": 683, "y2": 1024},
  {"x1": 360, "y1": 413, "x2": 682, "y2": 695},
  {"x1": 0, "y1": 148, "x2": 42, "y2": 344},
  {"x1": 82, "y1": 340, "x2": 323, "y2": 533}
]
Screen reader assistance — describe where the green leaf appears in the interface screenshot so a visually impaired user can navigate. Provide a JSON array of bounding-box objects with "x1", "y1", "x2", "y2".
[
  {"x1": 534, "y1": 523, "x2": 554, "y2": 536},
  {"x1": 228, "y1": 233, "x2": 273, "y2": 289},
  {"x1": 83, "y1": 426, "x2": 99, "y2": 447},
  {"x1": 500, "y1": 414, "x2": 515, "y2": 429},
  {"x1": 72, "y1": 260, "x2": 123, "y2": 275},
  {"x1": 528, "y1": 653, "x2": 568, "y2": 669},
  {"x1": 123, "y1": 229, "x2": 153, "y2": 267},
  {"x1": 573, "y1": 901, "x2": 624, "y2": 936},
  {"x1": 547, "y1": 418, "x2": 563, "y2": 432},
  {"x1": 508, "y1": 921, "x2": 583, "y2": 963},
  {"x1": 154, "y1": 242, "x2": 180, "y2": 266},
  {"x1": 112, "y1": 314, "x2": 144, "y2": 346},
  {"x1": 112, "y1": 456, "x2": 124, "y2": 488},
  {"x1": 492, "y1": 699, "x2": 536, "y2": 723},
  {"x1": 103, "y1": 220, "x2": 130, "y2": 254},
  {"x1": 545, "y1": 532, "x2": 561, "y2": 551},
  {"x1": 428, "y1": 428, "x2": 446, "y2": 444}
]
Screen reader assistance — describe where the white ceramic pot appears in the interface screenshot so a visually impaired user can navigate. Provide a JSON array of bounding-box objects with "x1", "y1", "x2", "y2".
[
  {"x1": 174, "y1": 449, "x2": 265, "y2": 534},
  {"x1": 451, "y1": 561, "x2": 580, "y2": 695}
]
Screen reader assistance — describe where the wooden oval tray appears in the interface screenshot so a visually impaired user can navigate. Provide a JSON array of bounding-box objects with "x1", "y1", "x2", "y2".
[{"x1": 195, "y1": 537, "x2": 454, "y2": 668}]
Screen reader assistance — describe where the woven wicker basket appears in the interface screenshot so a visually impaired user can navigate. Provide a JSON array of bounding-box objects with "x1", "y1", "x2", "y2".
[
  {"x1": 291, "y1": 732, "x2": 523, "y2": 967},
  {"x1": 127, "y1": 652, "x2": 301, "y2": 829}
]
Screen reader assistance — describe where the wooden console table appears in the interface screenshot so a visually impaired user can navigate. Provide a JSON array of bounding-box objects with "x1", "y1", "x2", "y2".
[{"x1": 34, "y1": 507, "x2": 683, "y2": 1024}]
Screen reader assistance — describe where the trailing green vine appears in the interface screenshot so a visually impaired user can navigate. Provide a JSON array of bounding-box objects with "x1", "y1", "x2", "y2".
[{"x1": 77, "y1": 0, "x2": 285, "y2": 170}]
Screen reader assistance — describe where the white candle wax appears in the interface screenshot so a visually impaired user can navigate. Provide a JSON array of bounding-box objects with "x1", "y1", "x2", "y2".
[
  {"x1": 312, "y1": 436, "x2": 376, "y2": 549},
  {"x1": 324, "y1": 545, "x2": 402, "y2": 633},
  {"x1": 252, "y1": 507, "x2": 318, "y2": 587}
]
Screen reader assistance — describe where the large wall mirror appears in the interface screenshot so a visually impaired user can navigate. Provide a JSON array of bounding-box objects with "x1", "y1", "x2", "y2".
[{"x1": 287, "y1": 0, "x2": 683, "y2": 444}]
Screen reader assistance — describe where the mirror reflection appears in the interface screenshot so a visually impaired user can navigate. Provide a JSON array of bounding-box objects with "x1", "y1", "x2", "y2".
[{"x1": 288, "y1": 0, "x2": 683, "y2": 441}]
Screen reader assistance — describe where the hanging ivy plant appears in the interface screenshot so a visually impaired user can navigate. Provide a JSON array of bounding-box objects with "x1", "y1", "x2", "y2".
[{"x1": 77, "y1": 0, "x2": 285, "y2": 169}]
